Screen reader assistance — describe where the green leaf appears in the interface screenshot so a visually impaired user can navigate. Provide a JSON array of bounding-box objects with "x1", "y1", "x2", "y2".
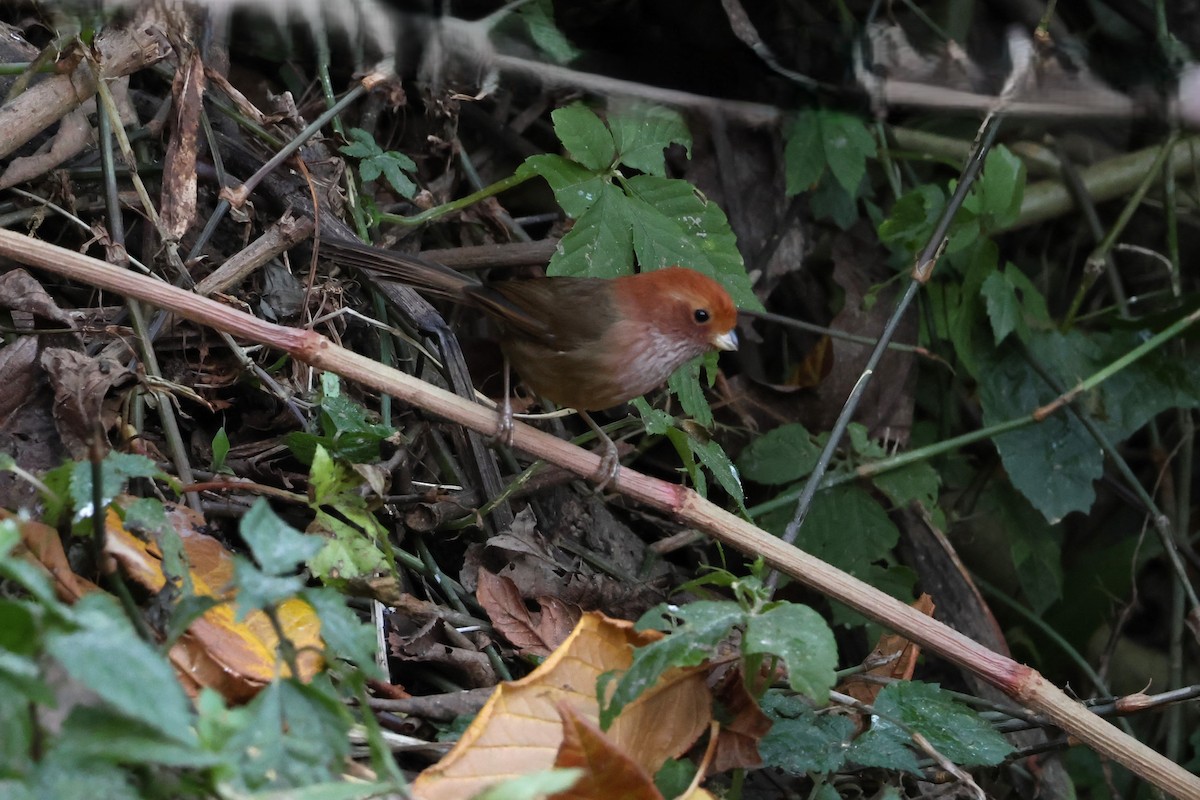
[
  {"x1": 846, "y1": 724, "x2": 922, "y2": 774},
  {"x1": 0, "y1": 674, "x2": 35, "y2": 774},
  {"x1": 377, "y1": 152, "x2": 418, "y2": 198},
  {"x1": 224, "y1": 678, "x2": 351, "y2": 790},
  {"x1": 783, "y1": 110, "x2": 825, "y2": 195},
  {"x1": 516, "y1": 154, "x2": 605, "y2": 219},
  {"x1": 609, "y1": 102, "x2": 691, "y2": 176},
  {"x1": 667, "y1": 356, "x2": 714, "y2": 429},
  {"x1": 240, "y1": 498, "x2": 323, "y2": 576},
  {"x1": 871, "y1": 681, "x2": 1014, "y2": 767},
  {"x1": 759, "y1": 692, "x2": 854, "y2": 773},
  {"x1": 654, "y1": 759, "x2": 696, "y2": 799},
  {"x1": 28, "y1": 754, "x2": 134, "y2": 800},
  {"x1": 339, "y1": 128, "x2": 381, "y2": 159},
  {"x1": 820, "y1": 111, "x2": 877, "y2": 195},
  {"x1": 0, "y1": 599, "x2": 38, "y2": 653},
  {"x1": 233, "y1": 557, "x2": 305, "y2": 618},
  {"x1": 871, "y1": 461, "x2": 940, "y2": 510},
  {"x1": 980, "y1": 264, "x2": 1051, "y2": 346},
  {"x1": 45, "y1": 594, "x2": 196, "y2": 744},
  {"x1": 970, "y1": 147, "x2": 1025, "y2": 229},
  {"x1": 984, "y1": 482, "x2": 1063, "y2": 613},
  {"x1": 211, "y1": 426, "x2": 230, "y2": 472},
  {"x1": 631, "y1": 398, "x2": 674, "y2": 436},
  {"x1": 981, "y1": 270, "x2": 1021, "y2": 345},
  {"x1": 547, "y1": 182, "x2": 633, "y2": 278},
  {"x1": 809, "y1": 178, "x2": 860, "y2": 230},
  {"x1": 980, "y1": 328, "x2": 1200, "y2": 521},
  {"x1": 307, "y1": 446, "x2": 392, "y2": 584},
  {"x1": 878, "y1": 184, "x2": 944, "y2": 254},
  {"x1": 518, "y1": 0, "x2": 581, "y2": 64},
  {"x1": 303, "y1": 588, "x2": 382, "y2": 677},
  {"x1": 946, "y1": 239, "x2": 1002, "y2": 378},
  {"x1": 737, "y1": 423, "x2": 820, "y2": 485},
  {"x1": 288, "y1": 374, "x2": 396, "y2": 465},
  {"x1": 603, "y1": 601, "x2": 746, "y2": 728},
  {"x1": 744, "y1": 603, "x2": 837, "y2": 703},
  {"x1": 623, "y1": 175, "x2": 761, "y2": 310},
  {"x1": 341, "y1": 128, "x2": 418, "y2": 200},
  {"x1": 793, "y1": 485, "x2": 899, "y2": 577},
  {"x1": 551, "y1": 103, "x2": 616, "y2": 172},
  {"x1": 689, "y1": 434, "x2": 746, "y2": 511},
  {"x1": 53, "y1": 706, "x2": 221, "y2": 767},
  {"x1": 473, "y1": 769, "x2": 584, "y2": 800},
  {"x1": 69, "y1": 452, "x2": 164, "y2": 523},
  {"x1": 0, "y1": 649, "x2": 53, "y2": 705}
]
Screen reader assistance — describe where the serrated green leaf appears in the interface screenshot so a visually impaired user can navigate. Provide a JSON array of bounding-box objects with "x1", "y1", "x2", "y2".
[
  {"x1": 737, "y1": 423, "x2": 820, "y2": 485},
  {"x1": 871, "y1": 461, "x2": 940, "y2": 509},
  {"x1": 759, "y1": 692, "x2": 854, "y2": 773},
  {"x1": 0, "y1": 650, "x2": 53, "y2": 705},
  {"x1": 609, "y1": 102, "x2": 691, "y2": 176},
  {"x1": 303, "y1": 588, "x2": 382, "y2": 677},
  {"x1": 53, "y1": 707, "x2": 221, "y2": 767},
  {"x1": 516, "y1": 154, "x2": 606, "y2": 218},
  {"x1": 689, "y1": 434, "x2": 746, "y2": 511},
  {"x1": 878, "y1": 184, "x2": 944, "y2": 254},
  {"x1": 379, "y1": 153, "x2": 418, "y2": 198},
  {"x1": 794, "y1": 485, "x2": 899, "y2": 577},
  {"x1": 604, "y1": 601, "x2": 745, "y2": 727},
  {"x1": 631, "y1": 398, "x2": 674, "y2": 436},
  {"x1": 29, "y1": 754, "x2": 134, "y2": 800},
  {"x1": 547, "y1": 182, "x2": 633, "y2": 278},
  {"x1": 946, "y1": 239, "x2": 1001, "y2": 378},
  {"x1": 307, "y1": 517, "x2": 388, "y2": 586},
  {"x1": 783, "y1": 110, "x2": 825, "y2": 195},
  {"x1": 872, "y1": 681, "x2": 1014, "y2": 767},
  {"x1": 973, "y1": 147, "x2": 1025, "y2": 228},
  {"x1": 981, "y1": 270, "x2": 1021, "y2": 345},
  {"x1": 240, "y1": 499, "x2": 323, "y2": 575},
  {"x1": 744, "y1": 603, "x2": 837, "y2": 702},
  {"x1": 623, "y1": 175, "x2": 761, "y2": 310},
  {"x1": 234, "y1": 557, "x2": 305, "y2": 618},
  {"x1": 46, "y1": 594, "x2": 196, "y2": 744},
  {"x1": 518, "y1": 0, "x2": 581, "y2": 64},
  {"x1": 339, "y1": 129, "x2": 380, "y2": 159},
  {"x1": 846, "y1": 724, "x2": 922, "y2": 774},
  {"x1": 810, "y1": 178, "x2": 860, "y2": 229},
  {"x1": 978, "y1": 327, "x2": 1200, "y2": 521},
  {"x1": 667, "y1": 356, "x2": 714, "y2": 428},
  {"x1": 820, "y1": 111, "x2": 876, "y2": 195},
  {"x1": 224, "y1": 678, "x2": 351, "y2": 791},
  {"x1": 551, "y1": 103, "x2": 616, "y2": 171},
  {"x1": 70, "y1": 452, "x2": 163, "y2": 522}
]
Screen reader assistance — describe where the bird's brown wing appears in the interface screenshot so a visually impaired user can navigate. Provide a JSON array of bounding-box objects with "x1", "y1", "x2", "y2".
[{"x1": 469, "y1": 278, "x2": 616, "y2": 347}]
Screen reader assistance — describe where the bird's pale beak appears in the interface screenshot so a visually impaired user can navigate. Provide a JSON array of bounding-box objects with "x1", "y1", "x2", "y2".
[{"x1": 712, "y1": 330, "x2": 738, "y2": 351}]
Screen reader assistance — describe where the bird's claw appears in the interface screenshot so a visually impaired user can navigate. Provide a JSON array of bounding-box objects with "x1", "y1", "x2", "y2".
[
  {"x1": 492, "y1": 398, "x2": 515, "y2": 448},
  {"x1": 590, "y1": 436, "x2": 620, "y2": 492}
]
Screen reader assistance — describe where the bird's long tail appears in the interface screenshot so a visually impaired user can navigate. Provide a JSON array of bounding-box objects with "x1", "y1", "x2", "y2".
[{"x1": 319, "y1": 236, "x2": 477, "y2": 298}]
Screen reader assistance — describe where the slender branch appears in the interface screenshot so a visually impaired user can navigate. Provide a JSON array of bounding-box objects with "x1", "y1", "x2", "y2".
[{"x1": 4, "y1": 229, "x2": 1198, "y2": 800}]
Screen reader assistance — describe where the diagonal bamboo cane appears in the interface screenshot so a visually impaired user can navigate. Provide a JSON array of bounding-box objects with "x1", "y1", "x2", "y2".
[{"x1": 2, "y1": 228, "x2": 1196, "y2": 799}]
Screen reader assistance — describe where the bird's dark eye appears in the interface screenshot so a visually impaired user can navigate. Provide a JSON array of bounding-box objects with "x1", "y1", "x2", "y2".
[{"x1": 694, "y1": 308, "x2": 711, "y2": 324}]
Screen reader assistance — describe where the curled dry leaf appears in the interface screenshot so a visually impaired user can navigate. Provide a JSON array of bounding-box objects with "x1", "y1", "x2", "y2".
[
  {"x1": 104, "y1": 500, "x2": 324, "y2": 701},
  {"x1": 413, "y1": 612, "x2": 711, "y2": 800},
  {"x1": 476, "y1": 567, "x2": 580, "y2": 657},
  {"x1": 548, "y1": 701, "x2": 660, "y2": 800},
  {"x1": 7, "y1": 500, "x2": 323, "y2": 702},
  {"x1": 838, "y1": 593, "x2": 935, "y2": 711}
]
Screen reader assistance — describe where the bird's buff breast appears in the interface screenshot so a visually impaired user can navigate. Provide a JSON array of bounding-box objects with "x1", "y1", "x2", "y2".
[{"x1": 504, "y1": 320, "x2": 704, "y2": 411}]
